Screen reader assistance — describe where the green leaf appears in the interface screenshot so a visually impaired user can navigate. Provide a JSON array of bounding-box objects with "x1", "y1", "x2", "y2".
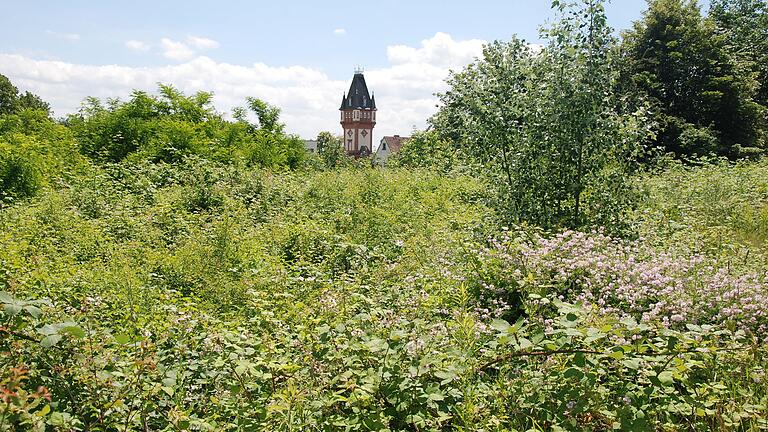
[
  {"x1": 491, "y1": 319, "x2": 512, "y2": 333},
  {"x1": 41, "y1": 334, "x2": 62, "y2": 348},
  {"x1": 114, "y1": 334, "x2": 132, "y2": 345},
  {"x1": 564, "y1": 367, "x2": 584, "y2": 380},
  {"x1": 61, "y1": 326, "x2": 86, "y2": 338},
  {"x1": 515, "y1": 337, "x2": 533, "y2": 350},
  {"x1": 622, "y1": 357, "x2": 642, "y2": 370},
  {"x1": 3, "y1": 303, "x2": 22, "y2": 316},
  {"x1": 657, "y1": 371, "x2": 675, "y2": 386},
  {"x1": 573, "y1": 352, "x2": 586, "y2": 368},
  {"x1": 24, "y1": 305, "x2": 42, "y2": 318}
]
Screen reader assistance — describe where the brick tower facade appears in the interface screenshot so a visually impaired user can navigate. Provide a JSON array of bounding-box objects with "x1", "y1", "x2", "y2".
[{"x1": 340, "y1": 69, "x2": 376, "y2": 156}]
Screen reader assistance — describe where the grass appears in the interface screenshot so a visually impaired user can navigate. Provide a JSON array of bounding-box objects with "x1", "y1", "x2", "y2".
[{"x1": 2, "y1": 157, "x2": 767, "y2": 431}]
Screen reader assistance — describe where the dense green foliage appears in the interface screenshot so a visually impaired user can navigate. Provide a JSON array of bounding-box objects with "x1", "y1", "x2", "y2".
[
  {"x1": 389, "y1": 131, "x2": 460, "y2": 174},
  {"x1": 3, "y1": 159, "x2": 768, "y2": 430},
  {"x1": 2, "y1": 1, "x2": 768, "y2": 430},
  {"x1": 0, "y1": 106, "x2": 85, "y2": 202},
  {"x1": 638, "y1": 158, "x2": 768, "y2": 266},
  {"x1": 710, "y1": 0, "x2": 768, "y2": 109},
  {"x1": 0, "y1": 75, "x2": 50, "y2": 116},
  {"x1": 431, "y1": 1, "x2": 650, "y2": 231},
  {"x1": 620, "y1": 0, "x2": 766, "y2": 158},
  {"x1": 315, "y1": 131, "x2": 349, "y2": 169},
  {"x1": 68, "y1": 85, "x2": 305, "y2": 167}
]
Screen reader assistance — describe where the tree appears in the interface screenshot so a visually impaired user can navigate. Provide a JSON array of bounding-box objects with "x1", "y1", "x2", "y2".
[
  {"x1": 69, "y1": 85, "x2": 305, "y2": 168},
  {"x1": 388, "y1": 130, "x2": 458, "y2": 173},
  {"x1": 247, "y1": 97, "x2": 283, "y2": 134},
  {"x1": 316, "y1": 131, "x2": 346, "y2": 168},
  {"x1": 710, "y1": 0, "x2": 768, "y2": 107},
  {"x1": 433, "y1": 0, "x2": 648, "y2": 231},
  {"x1": 0, "y1": 75, "x2": 19, "y2": 115},
  {"x1": 0, "y1": 74, "x2": 50, "y2": 116},
  {"x1": 621, "y1": 0, "x2": 764, "y2": 157}
]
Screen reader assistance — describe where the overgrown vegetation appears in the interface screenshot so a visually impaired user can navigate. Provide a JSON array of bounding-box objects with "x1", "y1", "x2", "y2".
[
  {"x1": 2, "y1": 0, "x2": 768, "y2": 430},
  {"x1": 68, "y1": 85, "x2": 305, "y2": 167}
]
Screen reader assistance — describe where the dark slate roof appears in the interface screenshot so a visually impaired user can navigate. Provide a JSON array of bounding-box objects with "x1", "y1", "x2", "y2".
[{"x1": 340, "y1": 73, "x2": 376, "y2": 110}]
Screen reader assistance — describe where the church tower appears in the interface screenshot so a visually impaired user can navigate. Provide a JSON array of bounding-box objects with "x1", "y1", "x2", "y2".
[{"x1": 340, "y1": 69, "x2": 376, "y2": 156}]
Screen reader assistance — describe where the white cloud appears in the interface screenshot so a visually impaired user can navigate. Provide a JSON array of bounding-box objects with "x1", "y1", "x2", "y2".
[
  {"x1": 159, "y1": 36, "x2": 219, "y2": 61},
  {"x1": 333, "y1": 28, "x2": 346, "y2": 36},
  {"x1": 125, "y1": 40, "x2": 151, "y2": 51},
  {"x1": 387, "y1": 32, "x2": 485, "y2": 69},
  {"x1": 45, "y1": 30, "x2": 81, "y2": 42},
  {"x1": 0, "y1": 32, "x2": 487, "y2": 141},
  {"x1": 160, "y1": 38, "x2": 196, "y2": 61},
  {"x1": 186, "y1": 35, "x2": 219, "y2": 50}
]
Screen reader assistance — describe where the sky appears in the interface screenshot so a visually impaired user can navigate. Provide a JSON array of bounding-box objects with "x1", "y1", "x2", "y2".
[{"x1": 1, "y1": 0, "x2": 662, "y2": 141}]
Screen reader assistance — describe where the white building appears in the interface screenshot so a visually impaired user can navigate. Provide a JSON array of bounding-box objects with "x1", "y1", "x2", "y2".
[
  {"x1": 375, "y1": 135, "x2": 409, "y2": 165},
  {"x1": 304, "y1": 139, "x2": 318, "y2": 153}
]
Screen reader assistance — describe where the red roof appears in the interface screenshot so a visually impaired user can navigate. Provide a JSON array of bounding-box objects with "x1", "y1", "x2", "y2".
[{"x1": 380, "y1": 135, "x2": 409, "y2": 153}]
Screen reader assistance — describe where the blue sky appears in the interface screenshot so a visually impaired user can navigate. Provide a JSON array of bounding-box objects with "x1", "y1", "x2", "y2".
[{"x1": 0, "y1": 0, "x2": 696, "y2": 140}]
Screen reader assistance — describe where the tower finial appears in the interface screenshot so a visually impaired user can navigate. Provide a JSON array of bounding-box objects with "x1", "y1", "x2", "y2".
[{"x1": 354, "y1": 65, "x2": 364, "y2": 74}]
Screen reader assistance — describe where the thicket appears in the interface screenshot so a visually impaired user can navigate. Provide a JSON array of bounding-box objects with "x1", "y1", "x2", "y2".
[
  {"x1": 620, "y1": 0, "x2": 766, "y2": 158},
  {"x1": 0, "y1": 89, "x2": 85, "y2": 202},
  {"x1": 68, "y1": 85, "x2": 305, "y2": 168},
  {"x1": 397, "y1": 0, "x2": 768, "y2": 231},
  {"x1": 426, "y1": 1, "x2": 652, "y2": 232},
  {"x1": 1, "y1": 0, "x2": 768, "y2": 430},
  {"x1": 0, "y1": 74, "x2": 50, "y2": 116},
  {"x1": 2, "y1": 158, "x2": 767, "y2": 430}
]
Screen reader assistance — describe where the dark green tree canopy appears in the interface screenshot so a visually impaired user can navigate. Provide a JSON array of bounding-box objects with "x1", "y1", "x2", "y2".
[
  {"x1": 0, "y1": 74, "x2": 51, "y2": 116},
  {"x1": 621, "y1": 0, "x2": 765, "y2": 157},
  {"x1": 710, "y1": 0, "x2": 768, "y2": 108}
]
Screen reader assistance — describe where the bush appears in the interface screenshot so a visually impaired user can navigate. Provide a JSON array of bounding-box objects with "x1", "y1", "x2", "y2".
[
  {"x1": 678, "y1": 123, "x2": 720, "y2": 157},
  {"x1": 0, "y1": 148, "x2": 42, "y2": 200},
  {"x1": 432, "y1": 3, "x2": 651, "y2": 233},
  {"x1": 69, "y1": 85, "x2": 307, "y2": 169}
]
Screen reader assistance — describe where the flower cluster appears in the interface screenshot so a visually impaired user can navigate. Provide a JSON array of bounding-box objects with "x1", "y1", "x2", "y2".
[{"x1": 489, "y1": 230, "x2": 768, "y2": 336}]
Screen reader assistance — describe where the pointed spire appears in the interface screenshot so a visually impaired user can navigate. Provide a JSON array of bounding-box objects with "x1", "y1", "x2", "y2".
[
  {"x1": 340, "y1": 92, "x2": 347, "y2": 110},
  {"x1": 340, "y1": 71, "x2": 376, "y2": 111}
]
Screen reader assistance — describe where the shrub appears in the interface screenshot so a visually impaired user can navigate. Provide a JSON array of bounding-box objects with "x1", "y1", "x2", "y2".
[{"x1": 0, "y1": 148, "x2": 42, "y2": 200}]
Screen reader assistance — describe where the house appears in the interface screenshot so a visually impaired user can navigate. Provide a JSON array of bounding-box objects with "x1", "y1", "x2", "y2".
[
  {"x1": 304, "y1": 139, "x2": 318, "y2": 153},
  {"x1": 375, "y1": 135, "x2": 409, "y2": 164}
]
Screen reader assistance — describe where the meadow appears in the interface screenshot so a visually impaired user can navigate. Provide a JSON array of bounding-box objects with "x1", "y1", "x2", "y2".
[
  {"x1": 3, "y1": 0, "x2": 768, "y2": 429},
  {"x1": 2, "y1": 157, "x2": 767, "y2": 431}
]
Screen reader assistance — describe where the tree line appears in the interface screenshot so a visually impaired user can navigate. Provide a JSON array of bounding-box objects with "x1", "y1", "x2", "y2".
[
  {"x1": 2, "y1": 0, "x2": 766, "y2": 233},
  {"x1": 394, "y1": 0, "x2": 767, "y2": 232}
]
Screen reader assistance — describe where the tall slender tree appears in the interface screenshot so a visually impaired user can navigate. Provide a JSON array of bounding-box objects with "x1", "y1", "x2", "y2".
[{"x1": 433, "y1": 0, "x2": 649, "y2": 231}]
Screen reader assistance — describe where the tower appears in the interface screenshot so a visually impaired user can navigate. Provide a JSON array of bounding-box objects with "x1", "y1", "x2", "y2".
[{"x1": 340, "y1": 68, "x2": 376, "y2": 156}]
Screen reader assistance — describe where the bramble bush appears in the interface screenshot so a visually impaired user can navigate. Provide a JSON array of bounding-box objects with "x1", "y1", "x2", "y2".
[
  {"x1": 473, "y1": 228, "x2": 768, "y2": 336},
  {"x1": 2, "y1": 158, "x2": 767, "y2": 430}
]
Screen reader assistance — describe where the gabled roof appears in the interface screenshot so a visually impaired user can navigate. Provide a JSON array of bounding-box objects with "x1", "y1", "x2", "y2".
[
  {"x1": 340, "y1": 72, "x2": 376, "y2": 110},
  {"x1": 378, "y1": 135, "x2": 409, "y2": 153}
]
